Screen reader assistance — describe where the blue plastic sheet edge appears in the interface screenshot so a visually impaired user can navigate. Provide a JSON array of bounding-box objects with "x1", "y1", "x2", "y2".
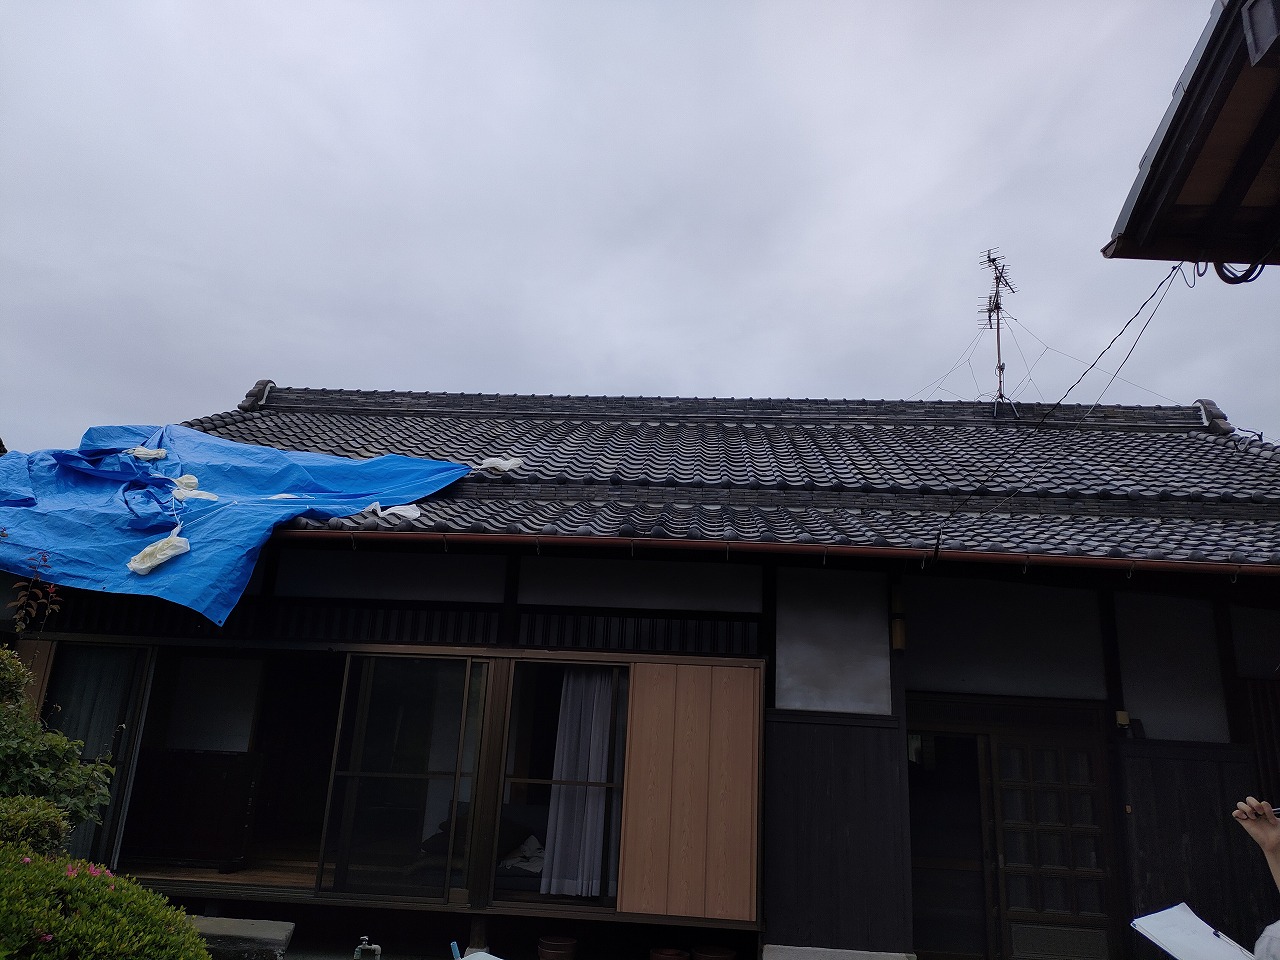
[{"x1": 0, "y1": 424, "x2": 471, "y2": 626}]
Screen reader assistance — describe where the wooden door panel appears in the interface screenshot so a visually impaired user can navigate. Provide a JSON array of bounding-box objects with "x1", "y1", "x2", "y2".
[
  {"x1": 618, "y1": 661, "x2": 760, "y2": 922},
  {"x1": 617, "y1": 662, "x2": 678, "y2": 914},
  {"x1": 668, "y1": 664, "x2": 712, "y2": 916},
  {"x1": 705, "y1": 665, "x2": 758, "y2": 921}
]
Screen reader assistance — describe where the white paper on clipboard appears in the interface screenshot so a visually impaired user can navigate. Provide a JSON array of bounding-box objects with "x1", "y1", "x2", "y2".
[{"x1": 1131, "y1": 903, "x2": 1254, "y2": 960}]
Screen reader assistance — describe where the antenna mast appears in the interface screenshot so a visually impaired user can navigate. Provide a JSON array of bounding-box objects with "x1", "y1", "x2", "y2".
[{"x1": 979, "y1": 248, "x2": 1017, "y2": 411}]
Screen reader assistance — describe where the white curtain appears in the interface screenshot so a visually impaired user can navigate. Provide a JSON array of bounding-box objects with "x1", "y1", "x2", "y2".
[{"x1": 541, "y1": 667, "x2": 614, "y2": 896}]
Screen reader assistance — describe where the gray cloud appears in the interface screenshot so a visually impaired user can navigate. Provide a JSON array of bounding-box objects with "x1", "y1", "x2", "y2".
[{"x1": 2, "y1": 1, "x2": 1276, "y2": 453}]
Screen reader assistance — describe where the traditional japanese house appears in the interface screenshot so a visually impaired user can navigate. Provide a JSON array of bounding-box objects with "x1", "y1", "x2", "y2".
[{"x1": 7, "y1": 382, "x2": 1280, "y2": 960}]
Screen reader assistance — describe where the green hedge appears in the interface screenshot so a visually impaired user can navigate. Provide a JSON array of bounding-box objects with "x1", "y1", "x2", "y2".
[
  {"x1": 0, "y1": 651, "x2": 111, "y2": 829},
  {"x1": 0, "y1": 843, "x2": 211, "y2": 960},
  {"x1": 0, "y1": 796, "x2": 69, "y2": 855},
  {"x1": 0, "y1": 648, "x2": 27, "y2": 705}
]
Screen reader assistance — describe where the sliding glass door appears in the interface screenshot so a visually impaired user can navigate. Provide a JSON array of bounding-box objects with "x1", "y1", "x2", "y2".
[
  {"x1": 493, "y1": 662, "x2": 629, "y2": 903},
  {"x1": 319, "y1": 655, "x2": 486, "y2": 899},
  {"x1": 41, "y1": 643, "x2": 151, "y2": 865}
]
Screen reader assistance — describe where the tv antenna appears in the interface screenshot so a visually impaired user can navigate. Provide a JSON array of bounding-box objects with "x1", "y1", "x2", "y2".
[{"x1": 979, "y1": 248, "x2": 1017, "y2": 413}]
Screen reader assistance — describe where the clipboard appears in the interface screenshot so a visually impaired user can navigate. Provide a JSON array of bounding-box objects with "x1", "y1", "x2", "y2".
[{"x1": 1131, "y1": 902, "x2": 1253, "y2": 960}]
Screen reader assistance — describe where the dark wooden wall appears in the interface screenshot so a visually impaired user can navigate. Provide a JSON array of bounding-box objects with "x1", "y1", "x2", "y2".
[
  {"x1": 1118, "y1": 740, "x2": 1275, "y2": 957},
  {"x1": 762, "y1": 711, "x2": 911, "y2": 952}
]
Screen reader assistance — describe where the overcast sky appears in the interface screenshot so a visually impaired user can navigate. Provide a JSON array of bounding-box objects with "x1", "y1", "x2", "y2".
[{"x1": 1, "y1": 1, "x2": 1275, "y2": 454}]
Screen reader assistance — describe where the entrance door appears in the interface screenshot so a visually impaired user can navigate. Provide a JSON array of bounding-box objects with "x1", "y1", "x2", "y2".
[
  {"x1": 990, "y1": 735, "x2": 1111, "y2": 960},
  {"x1": 909, "y1": 701, "x2": 1115, "y2": 960}
]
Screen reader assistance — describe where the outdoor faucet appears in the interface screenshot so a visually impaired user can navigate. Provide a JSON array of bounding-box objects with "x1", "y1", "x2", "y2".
[{"x1": 354, "y1": 936, "x2": 382, "y2": 959}]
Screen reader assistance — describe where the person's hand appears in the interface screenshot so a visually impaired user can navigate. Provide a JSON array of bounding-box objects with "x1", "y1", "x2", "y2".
[{"x1": 1234, "y1": 796, "x2": 1280, "y2": 855}]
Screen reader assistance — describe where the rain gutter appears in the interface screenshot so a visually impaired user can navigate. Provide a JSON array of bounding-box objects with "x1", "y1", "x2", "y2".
[{"x1": 271, "y1": 528, "x2": 1278, "y2": 579}]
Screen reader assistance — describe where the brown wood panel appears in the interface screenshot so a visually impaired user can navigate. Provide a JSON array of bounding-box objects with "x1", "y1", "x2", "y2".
[
  {"x1": 617, "y1": 661, "x2": 677, "y2": 915},
  {"x1": 704, "y1": 665, "x2": 759, "y2": 921},
  {"x1": 667, "y1": 664, "x2": 712, "y2": 916},
  {"x1": 14, "y1": 637, "x2": 55, "y2": 713}
]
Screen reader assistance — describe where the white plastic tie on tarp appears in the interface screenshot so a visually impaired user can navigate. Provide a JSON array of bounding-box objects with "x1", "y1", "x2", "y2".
[
  {"x1": 170, "y1": 474, "x2": 218, "y2": 501},
  {"x1": 476, "y1": 456, "x2": 524, "y2": 474},
  {"x1": 366, "y1": 502, "x2": 421, "y2": 522},
  {"x1": 124, "y1": 446, "x2": 167, "y2": 461},
  {"x1": 127, "y1": 524, "x2": 190, "y2": 575}
]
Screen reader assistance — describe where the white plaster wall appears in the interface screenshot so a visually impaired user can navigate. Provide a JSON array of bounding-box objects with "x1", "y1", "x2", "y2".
[
  {"x1": 1116, "y1": 592, "x2": 1229, "y2": 742},
  {"x1": 274, "y1": 548, "x2": 506, "y2": 602},
  {"x1": 903, "y1": 576, "x2": 1106, "y2": 699},
  {"x1": 518, "y1": 557, "x2": 761, "y2": 611},
  {"x1": 775, "y1": 568, "x2": 891, "y2": 714},
  {"x1": 1231, "y1": 604, "x2": 1280, "y2": 679}
]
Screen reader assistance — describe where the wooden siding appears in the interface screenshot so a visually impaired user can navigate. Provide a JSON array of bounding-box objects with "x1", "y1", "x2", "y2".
[
  {"x1": 1118, "y1": 740, "x2": 1274, "y2": 958},
  {"x1": 618, "y1": 662, "x2": 760, "y2": 921},
  {"x1": 763, "y1": 713, "x2": 912, "y2": 952},
  {"x1": 1246, "y1": 679, "x2": 1280, "y2": 803}
]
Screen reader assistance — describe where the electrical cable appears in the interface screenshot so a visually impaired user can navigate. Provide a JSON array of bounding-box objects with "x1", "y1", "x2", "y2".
[
  {"x1": 929, "y1": 263, "x2": 1183, "y2": 556},
  {"x1": 1008, "y1": 318, "x2": 1180, "y2": 405},
  {"x1": 907, "y1": 329, "x2": 985, "y2": 401},
  {"x1": 1080, "y1": 263, "x2": 1179, "y2": 419}
]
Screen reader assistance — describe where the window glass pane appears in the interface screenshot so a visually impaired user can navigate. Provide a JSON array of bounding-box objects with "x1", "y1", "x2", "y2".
[
  {"x1": 1041, "y1": 875, "x2": 1070, "y2": 913},
  {"x1": 1004, "y1": 830, "x2": 1033, "y2": 866},
  {"x1": 322, "y1": 656, "x2": 476, "y2": 899},
  {"x1": 352, "y1": 659, "x2": 467, "y2": 775},
  {"x1": 1036, "y1": 791, "x2": 1064, "y2": 825},
  {"x1": 497, "y1": 663, "x2": 627, "y2": 901},
  {"x1": 323, "y1": 775, "x2": 458, "y2": 895},
  {"x1": 1068, "y1": 751, "x2": 1094, "y2": 785},
  {"x1": 1033, "y1": 749, "x2": 1061, "y2": 784},
  {"x1": 1073, "y1": 834, "x2": 1101, "y2": 870},
  {"x1": 1002, "y1": 788, "x2": 1029, "y2": 822},
  {"x1": 1070, "y1": 793, "x2": 1097, "y2": 826},
  {"x1": 1077, "y1": 878, "x2": 1104, "y2": 915},
  {"x1": 999, "y1": 746, "x2": 1027, "y2": 782},
  {"x1": 1037, "y1": 832, "x2": 1067, "y2": 868},
  {"x1": 1006, "y1": 873, "x2": 1034, "y2": 910}
]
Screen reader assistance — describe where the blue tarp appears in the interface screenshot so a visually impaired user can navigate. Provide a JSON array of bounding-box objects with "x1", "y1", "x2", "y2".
[{"x1": 0, "y1": 424, "x2": 470, "y2": 625}]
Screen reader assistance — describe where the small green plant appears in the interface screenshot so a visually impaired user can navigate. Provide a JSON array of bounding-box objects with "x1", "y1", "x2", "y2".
[
  {"x1": 0, "y1": 843, "x2": 211, "y2": 959},
  {"x1": 7, "y1": 551, "x2": 60, "y2": 636},
  {"x1": 0, "y1": 797, "x2": 69, "y2": 856}
]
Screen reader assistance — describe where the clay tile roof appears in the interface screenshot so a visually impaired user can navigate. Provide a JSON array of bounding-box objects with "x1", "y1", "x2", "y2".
[{"x1": 183, "y1": 381, "x2": 1280, "y2": 568}]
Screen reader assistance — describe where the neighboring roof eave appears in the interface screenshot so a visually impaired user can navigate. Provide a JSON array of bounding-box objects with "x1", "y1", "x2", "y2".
[
  {"x1": 1107, "y1": 1, "x2": 1232, "y2": 258},
  {"x1": 1103, "y1": 0, "x2": 1274, "y2": 265}
]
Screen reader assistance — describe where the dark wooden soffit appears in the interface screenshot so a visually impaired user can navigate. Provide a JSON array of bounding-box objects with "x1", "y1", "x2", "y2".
[{"x1": 1105, "y1": 0, "x2": 1280, "y2": 268}]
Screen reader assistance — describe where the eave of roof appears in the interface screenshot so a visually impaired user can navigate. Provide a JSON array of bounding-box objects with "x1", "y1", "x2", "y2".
[
  {"x1": 182, "y1": 382, "x2": 1280, "y2": 575},
  {"x1": 1105, "y1": 0, "x2": 1280, "y2": 267}
]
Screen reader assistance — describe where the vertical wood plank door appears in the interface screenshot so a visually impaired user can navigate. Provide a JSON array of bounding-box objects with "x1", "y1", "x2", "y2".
[
  {"x1": 667, "y1": 664, "x2": 713, "y2": 916},
  {"x1": 617, "y1": 661, "x2": 760, "y2": 922},
  {"x1": 617, "y1": 662, "x2": 678, "y2": 915},
  {"x1": 704, "y1": 664, "x2": 759, "y2": 920}
]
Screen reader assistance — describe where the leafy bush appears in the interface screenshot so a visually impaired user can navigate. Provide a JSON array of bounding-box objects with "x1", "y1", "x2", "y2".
[
  {"x1": 0, "y1": 648, "x2": 28, "y2": 705},
  {"x1": 0, "y1": 796, "x2": 69, "y2": 855},
  {"x1": 0, "y1": 843, "x2": 211, "y2": 960},
  {"x1": 0, "y1": 650, "x2": 111, "y2": 829}
]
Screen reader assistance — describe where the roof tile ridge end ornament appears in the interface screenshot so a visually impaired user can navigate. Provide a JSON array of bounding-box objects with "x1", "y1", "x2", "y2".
[
  {"x1": 1194, "y1": 397, "x2": 1235, "y2": 436},
  {"x1": 237, "y1": 379, "x2": 277, "y2": 413},
  {"x1": 0, "y1": 436, "x2": 6, "y2": 456}
]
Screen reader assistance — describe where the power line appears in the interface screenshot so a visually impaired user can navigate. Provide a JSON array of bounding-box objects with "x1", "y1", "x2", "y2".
[{"x1": 930, "y1": 262, "x2": 1183, "y2": 557}]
